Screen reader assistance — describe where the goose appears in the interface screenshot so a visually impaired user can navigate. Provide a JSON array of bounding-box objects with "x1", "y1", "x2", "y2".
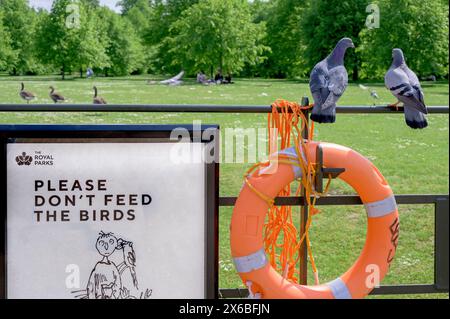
[
  {"x1": 49, "y1": 86, "x2": 66, "y2": 103},
  {"x1": 19, "y1": 82, "x2": 36, "y2": 104},
  {"x1": 93, "y1": 86, "x2": 107, "y2": 104}
]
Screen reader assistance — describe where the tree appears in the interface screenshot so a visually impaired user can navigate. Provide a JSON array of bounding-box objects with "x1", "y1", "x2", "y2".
[
  {"x1": 0, "y1": 0, "x2": 39, "y2": 75},
  {"x1": 359, "y1": 0, "x2": 449, "y2": 79},
  {"x1": 144, "y1": 0, "x2": 199, "y2": 73},
  {"x1": 260, "y1": 0, "x2": 305, "y2": 78},
  {"x1": 121, "y1": 0, "x2": 153, "y2": 73},
  {"x1": 97, "y1": 7, "x2": 145, "y2": 76},
  {"x1": 0, "y1": 11, "x2": 15, "y2": 71},
  {"x1": 300, "y1": 0, "x2": 370, "y2": 81},
  {"x1": 122, "y1": 0, "x2": 152, "y2": 34},
  {"x1": 250, "y1": 0, "x2": 273, "y2": 24},
  {"x1": 168, "y1": 0, "x2": 269, "y2": 76},
  {"x1": 75, "y1": 7, "x2": 110, "y2": 77},
  {"x1": 35, "y1": 0, "x2": 109, "y2": 79},
  {"x1": 81, "y1": 0, "x2": 100, "y2": 7},
  {"x1": 117, "y1": 0, "x2": 139, "y2": 14}
]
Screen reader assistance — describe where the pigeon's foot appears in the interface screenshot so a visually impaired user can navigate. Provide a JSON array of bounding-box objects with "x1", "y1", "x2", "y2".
[
  {"x1": 406, "y1": 119, "x2": 428, "y2": 129},
  {"x1": 388, "y1": 101, "x2": 403, "y2": 111},
  {"x1": 310, "y1": 113, "x2": 336, "y2": 124}
]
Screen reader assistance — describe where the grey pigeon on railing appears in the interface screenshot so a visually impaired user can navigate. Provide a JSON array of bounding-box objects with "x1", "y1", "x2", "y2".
[
  {"x1": 309, "y1": 38, "x2": 355, "y2": 123},
  {"x1": 385, "y1": 48, "x2": 428, "y2": 129}
]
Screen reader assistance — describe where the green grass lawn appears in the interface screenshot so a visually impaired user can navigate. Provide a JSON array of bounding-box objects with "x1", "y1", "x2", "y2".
[{"x1": 1, "y1": 75, "x2": 449, "y2": 299}]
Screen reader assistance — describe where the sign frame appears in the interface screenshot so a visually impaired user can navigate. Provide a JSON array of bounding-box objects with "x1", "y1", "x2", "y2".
[{"x1": 0, "y1": 124, "x2": 219, "y2": 299}]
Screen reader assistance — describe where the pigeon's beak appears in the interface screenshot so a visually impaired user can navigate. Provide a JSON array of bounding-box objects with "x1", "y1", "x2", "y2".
[{"x1": 350, "y1": 42, "x2": 355, "y2": 49}]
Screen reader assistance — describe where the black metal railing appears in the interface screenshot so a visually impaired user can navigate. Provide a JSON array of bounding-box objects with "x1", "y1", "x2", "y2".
[
  {"x1": 1, "y1": 102, "x2": 448, "y2": 297},
  {"x1": 219, "y1": 194, "x2": 449, "y2": 297},
  {"x1": 0, "y1": 104, "x2": 448, "y2": 113}
]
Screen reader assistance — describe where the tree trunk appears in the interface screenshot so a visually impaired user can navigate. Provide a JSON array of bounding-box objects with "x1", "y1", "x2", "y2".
[
  {"x1": 352, "y1": 65, "x2": 359, "y2": 81},
  {"x1": 352, "y1": 55, "x2": 359, "y2": 81},
  {"x1": 80, "y1": 67, "x2": 83, "y2": 78},
  {"x1": 61, "y1": 66, "x2": 65, "y2": 80}
]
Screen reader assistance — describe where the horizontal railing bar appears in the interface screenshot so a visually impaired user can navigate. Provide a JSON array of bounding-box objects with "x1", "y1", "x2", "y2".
[
  {"x1": 0, "y1": 104, "x2": 448, "y2": 114},
  {"x1": 369, "y1": 284, "x2": 445, "y2": 295},
  {"x1": 219, "y1": 194, "x2": 449, "y2": 207},
  {"x1": 218, "y1": 284, "x2": 445, "y2": 298}
]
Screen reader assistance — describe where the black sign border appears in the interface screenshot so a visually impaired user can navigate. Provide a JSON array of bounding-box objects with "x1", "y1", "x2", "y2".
[{"x1": 0, "y1": 124, "x2": 219, "y2": 299}]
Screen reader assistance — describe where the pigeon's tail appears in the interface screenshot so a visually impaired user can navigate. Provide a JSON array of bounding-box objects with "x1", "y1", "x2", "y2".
[
  {"x1": 310, "y1": 104, "x2": 336, "y2": 123},
  {"x1": 404, "y1": 106, "x2": 428, "y2": 129}
]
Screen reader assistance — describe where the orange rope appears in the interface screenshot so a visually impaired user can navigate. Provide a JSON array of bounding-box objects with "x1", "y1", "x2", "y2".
[
  {"x1": 243, "y1": 99, "x2": 334, "y2": 284},
  {"x1": 261, "y1": 99, "x2": 331, "y2": 284}
]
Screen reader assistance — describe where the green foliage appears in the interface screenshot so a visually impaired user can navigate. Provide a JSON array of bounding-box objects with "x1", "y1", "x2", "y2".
[
  {"x1": 81, "y1": 0, "x2": 100, "y2": 7},
  {"x1": 117, "y1": 0, "x2": 139, "y2": 14},
  {"x1": 168, "y1": 0, "x2": 269, "y2": 75},
  {"x1": 299, "y1": 0, "x2": 370, "y2": 80},
  {"x1": 0, "y1": 11, "x2": 15, "y2": 70},
  {"x1": 97, "y1": 6, "x2": 145, "y2": 75},
  {"x1": 122, "y1": 0, "x2": 154, "y2": 73},
  {"x1": 75, "y1": 5, "x2": 110, "y2": 76},
  {"x1": 35, "y1": 0, "x2": 109, "y2": 79},
  {"x1": 0, "y1": 0, "x2": 448, "y2": 79},
  {"x1": 260, "y1": 0, "x2": 305, "y2": 78},
  {"x1": 359, "y1": 0, "x2": 449, "y2": 79},
  {"x1": 144, "y1": 0, "x2": 199, "y2": 74},
  {"x1": 0, "y1": 0, "x2": 42, "y2": 74},
  {"x1": 122, "y1": 0, "x2": 152, "y2": 34}
]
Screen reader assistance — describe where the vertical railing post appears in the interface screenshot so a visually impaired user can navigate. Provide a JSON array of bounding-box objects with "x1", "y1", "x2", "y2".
[
  {"x1": 299, "y1": 96, "x2": 310, "y2": 285},
  {"x1": 435, "y1": 197, "x2": 449, "y2": 291}
]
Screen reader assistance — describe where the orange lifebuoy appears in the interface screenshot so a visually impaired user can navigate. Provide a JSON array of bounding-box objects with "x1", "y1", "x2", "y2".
[{"x1": 230, "y1": 141, "x2": 399, "y2": 299}]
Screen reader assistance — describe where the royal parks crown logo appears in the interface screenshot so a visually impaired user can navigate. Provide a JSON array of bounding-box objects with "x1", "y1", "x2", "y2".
[
  {"x1": 15, "y1": 151, "x2": 54, "y2": 166},
  {"x1": 15, "y1": 152, "x2": 33, "y2": 166}
]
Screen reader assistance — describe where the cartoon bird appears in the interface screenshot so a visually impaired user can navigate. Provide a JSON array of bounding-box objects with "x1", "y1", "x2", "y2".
[
  {"x1": 93, "y1": 86, "x2": 107, "y2": 104},
  {"x1": 49, "y1": 86, "x2": 66, "y2": 103},
  {"x1": 385, "y1": 48, "x2": 428, "y2": 129},
  {"x1": 19, "y1": 82, "x2": 36, "y2": 104},
  {"x1": 309, "y1": 38, "x2": 355, "y2": 123},
  {"x1": 118, "y1": 239, "x2": 138, "y2": 289}
]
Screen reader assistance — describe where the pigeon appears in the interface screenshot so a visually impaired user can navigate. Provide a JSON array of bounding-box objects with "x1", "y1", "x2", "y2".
[
  {"x1": 385, "y1": 48, "x2": 428, "y2": 129},
  {"x1": 358, "y1": 84, "x2": 379, "y2": 104},
  {"x1": 309, "y1": 38, "x2": 355, "y2": 123},
  {"x1": 370, "y1": 89, "x2": 379, "y2": 100}
]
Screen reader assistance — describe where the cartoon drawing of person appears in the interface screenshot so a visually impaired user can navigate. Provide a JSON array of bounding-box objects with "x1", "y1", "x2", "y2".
[
  {"x1": 74, "y1": 231, "x2": 151, "y2": 299},
  {"x1": 86, "y1": 232, "x2": 122, "y2": 299}
]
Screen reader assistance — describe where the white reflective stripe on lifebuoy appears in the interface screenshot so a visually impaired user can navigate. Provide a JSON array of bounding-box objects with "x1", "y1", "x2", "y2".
[
  {"x1": 278, "y1": 147, "x2": 303, "y2": 179},
  {"x1": 364, "y1": 195, "x2": 397, "y2": 218},
  {"x1": 233, "y1": 248, "x2": 268, "y2": 273},
  {"x1": 327, "y1": 278, "x2": 352, "y2": 299}
]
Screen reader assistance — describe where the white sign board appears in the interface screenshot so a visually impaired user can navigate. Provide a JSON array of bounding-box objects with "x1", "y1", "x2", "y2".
[{"x1": 6, "y1": 141, "x2": 214, "y2": 299}]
